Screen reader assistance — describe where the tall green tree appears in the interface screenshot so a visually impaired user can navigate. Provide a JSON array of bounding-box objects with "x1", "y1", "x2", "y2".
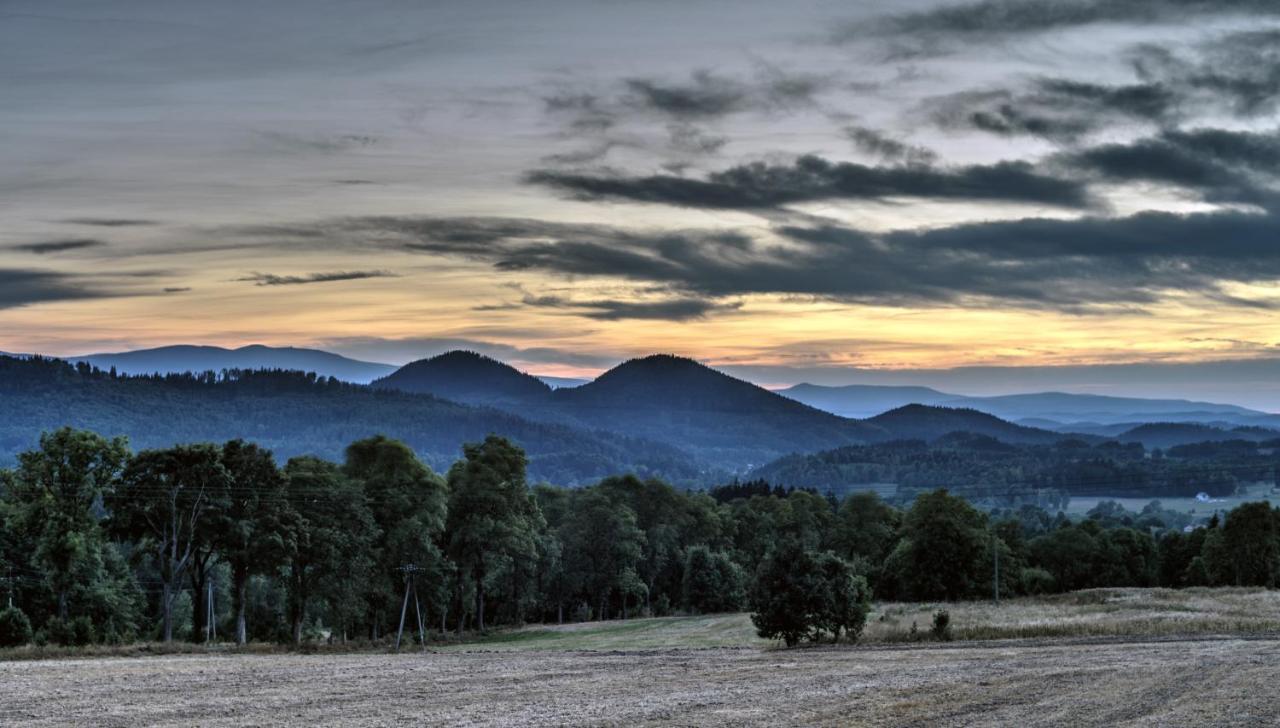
[
  {"x1": 560, "y1": 488, "x2": 643, "y2": 620},
  {"x1": 445, "y1": 436, "x2": 541, "y2": 632},
  {"x1": 9, "y1": 428, "x2": 129, "y2": 622},
  {"x1": 343, "y1": 436, "x2": 448, "y2": 637},
  {"x1": 282, "y1": 456, "x2": 376, "y2": 644},
  {"x1": 888, "y1": 489, "x2": 991, "y2": 601},
  {"x1": 1217, "y1": 501, "x2": 1280, "y2": 586},
  {"x1": 108, "y1": 444, "x2": 230, "y2": 642},
  {"x1": 215, "y1": 440, "x2": 295, "y2": 645}
]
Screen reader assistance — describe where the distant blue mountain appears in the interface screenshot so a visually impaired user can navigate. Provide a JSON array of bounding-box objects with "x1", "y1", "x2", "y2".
[
  {"x1": 70, "y1": 344, "x2": 396, "y2": 383},
  {"x1": 782, "y1": 383, "x2": 1266, "y2": 425},
  {"x1": 538, "y1": 375, "x2": 590, "y2": 389}
]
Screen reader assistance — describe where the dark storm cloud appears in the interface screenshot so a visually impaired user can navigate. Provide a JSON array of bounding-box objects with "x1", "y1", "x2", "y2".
[
  {"x1": 327, "y1": 210, "x2": 1280, "y2": 312},
  {"x1": 1056, "y1": 128, "x2": 1280, "y2": 207},
  {"x1": 9, "y1": 239, "x2": 107, "y2": 254},
  {"x1": 850, "y1": 0, "x2": 1280, "y2": 45},
  {"x1": 235, "y1": 270, "x2": 397, "y2": 286},
  {"x1": 515, "y1": 294, "x2": 741, "y2": 321},
  {"x1": 525, "y1": 154, "x2": 1092, "y2": 209},
  {"x1": 925, "y1": 30, "x2": 1280, "y2": 140},
  {"x1": 844, "y1": 126, "x2": 938, "y2": 165},
  {"x1": 0, "y1": 269, "x2": 109, "y2": 308}
]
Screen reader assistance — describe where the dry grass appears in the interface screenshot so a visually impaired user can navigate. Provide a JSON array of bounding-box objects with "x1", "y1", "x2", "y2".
[
  {"x1": 455, "y1": 587, "x2": 1280, "y2": 652},
  {"x1": 865, "y1": 587, "x2": 1280, "y2": 643},
  {"x1": 3, "y1": 637, "x2": 1279, "y2": 726}
]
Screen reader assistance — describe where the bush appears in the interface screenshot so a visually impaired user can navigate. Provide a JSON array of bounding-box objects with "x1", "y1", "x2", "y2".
[
  {"x1": 1020, "y1": 567, "x2": 1056, "y2": 595},
  {"x1": 45, "y1": 616, "x2": 96, "y2": 647},
  {"x1": 0, "y1": 606, "x2": 33, "y2": 647},
  {"x1": 751, "y1": 542, "x2": 870, "y2": 647},
  {"x1": 931, "y1": 610, "x2": 952, "y2": 641}
]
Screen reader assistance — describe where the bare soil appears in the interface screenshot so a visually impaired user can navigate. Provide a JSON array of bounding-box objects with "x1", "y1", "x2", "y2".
[{"x1": 3, "y1": 636, "x2": 1277, "y2": 727}]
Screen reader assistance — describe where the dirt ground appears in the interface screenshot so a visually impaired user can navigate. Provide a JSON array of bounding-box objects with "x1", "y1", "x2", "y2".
[{"x1": 3, "y1": 636, "x2": 1277, "y2": 727}]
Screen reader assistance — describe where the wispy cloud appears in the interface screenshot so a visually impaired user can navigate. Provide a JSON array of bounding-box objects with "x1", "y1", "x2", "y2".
[
  {"x1": 9, "y1": 239, "x2": 107, "y2": 255},
  {"x1": 235, "y1": 270, "x2": 398, "y2": 286}
]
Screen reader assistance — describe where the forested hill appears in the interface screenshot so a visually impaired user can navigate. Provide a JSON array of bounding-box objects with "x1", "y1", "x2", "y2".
[
  {"x1": 864, "y1": 404, "x2": 1076, "y2": 445},
  {"x1": 0, "y1": 356, "x2": 706, "y2": 485},
  {"x1": 542, "y1": 355, "x2": 887, "y2": 469},
  {"x1": 371, "y1": 350, "x2": 552, "y2": 404}
]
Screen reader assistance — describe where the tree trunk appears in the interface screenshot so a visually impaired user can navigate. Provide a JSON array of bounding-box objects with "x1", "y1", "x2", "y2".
[
  {"x1": 233, "y1": 566, "x2": 249, "y2": 646},
  {"x1": 557, "y1": 600, "x2": 563, "y2": 625},
  {"x1": 161, "y1": 582, "x2": 174, "y2": 643},
  {"x1": 190, "y1": 569, "x2": 207, "y2": 643},
  {"x1": 456, "y1": 578, "x2": 465, "y2": 638},
  {"x1": 475, "y1": 565, "x2": 486, "y2": 633},
  {"x1": 290, "y1": 563, "x2": 305, "y2": 646},
  {"x1": 57, "y1": 589, "x2": 68, "y2": 621}
]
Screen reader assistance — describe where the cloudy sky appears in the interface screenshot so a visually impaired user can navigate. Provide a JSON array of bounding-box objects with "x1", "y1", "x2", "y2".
[{"x1": 4, "y1": 0, "x2": 1280, "y2": 394}]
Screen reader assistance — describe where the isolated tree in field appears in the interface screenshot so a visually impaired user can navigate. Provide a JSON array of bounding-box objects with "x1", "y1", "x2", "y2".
[
  {"x1": 214, "y1": 440, "x2": 295, "y2": 645},
  {"x1": 343, "y1": 436, "x2": 448, "y2": 636},
  {"x1": 108, "y1": 444, "x2": 230, "y2": 642},
  {"x1": 283, "y1": 456, "x2": 376, "y2": 645},
  {"x1": 445, "y1": 436, "x2": 541, "y2": 632},
  {"x1": 750, "y1": 539, "x2": 821, "y2": 647},
  {"x1": 8, "y1": 428, "x2": 129, "y2": 622},
  {"x1": 560, "y1": 488, "x2": 643, "y2": 620}
]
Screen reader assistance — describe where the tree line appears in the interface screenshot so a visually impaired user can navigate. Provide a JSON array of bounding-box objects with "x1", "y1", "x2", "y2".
[{"x1": 1, "y1": 427, "x2": 1278, "y2": 649}]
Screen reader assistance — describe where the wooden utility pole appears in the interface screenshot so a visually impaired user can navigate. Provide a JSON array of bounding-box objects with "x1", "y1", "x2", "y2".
[{"x1": 395, "y1": 564, "x2": 427, "y2": 652}]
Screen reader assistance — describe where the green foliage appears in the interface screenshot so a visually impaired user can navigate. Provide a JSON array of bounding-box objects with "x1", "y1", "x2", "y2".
[
  {"x1": 681, "y1": 545, "x2": 746, "y2": 614},
  {"x1": 7, "y1": 428, "x2": 129, "y2": 622},
  {"x1": 750, "y1": 541, "x2": 820, "y2": 647},
  {"x1": 446, "y1": 436, "x2": 542, "y2": 630},
  {"x1": 0, "y1": 605, "x2": 33, "y2": 647},
  {"x1": 892, "y1": 489, "x2": 990, "y2": 601},
  {"x1": 812, "y1": 552, "x2": 871, "y2": 644},
  {"x1": 282, "y1": 456, "x2": 377, "y2": 644},
  {"x1": 750, "y1": 542, "x2": 869, "y2": 646}
]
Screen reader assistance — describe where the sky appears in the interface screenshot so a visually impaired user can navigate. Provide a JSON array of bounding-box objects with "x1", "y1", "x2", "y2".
[{"x1": 4, "y1": 0, "x2": 1280, "y2": 403}]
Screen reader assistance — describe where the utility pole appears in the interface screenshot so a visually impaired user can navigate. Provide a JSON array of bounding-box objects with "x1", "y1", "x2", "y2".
[{"x1": 395, "y1": 564, "x2": 427, "y2": 652}]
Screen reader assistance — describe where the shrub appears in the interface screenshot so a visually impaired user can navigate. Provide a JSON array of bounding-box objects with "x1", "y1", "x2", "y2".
[
  {"x1": 1020, "y1": 567, "x2": 1056, "y2": 595},
  {"x1": 44, "y1": 616, "x2": 96, "y2": 647},
  {"x1": 751, "y1": 542, "x2": 870, "y2": 647},
  {"x1": 0, "y1": 606, "x2": 33, "y2": 647},
  {"x1": 931, "y1": 610, "x2": 952, "y2": 641}
]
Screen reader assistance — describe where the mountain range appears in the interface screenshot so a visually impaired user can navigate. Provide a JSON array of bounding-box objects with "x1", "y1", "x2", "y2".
[{"x1": 4, "y1": 346, "x2": 1277, "y2": 478}]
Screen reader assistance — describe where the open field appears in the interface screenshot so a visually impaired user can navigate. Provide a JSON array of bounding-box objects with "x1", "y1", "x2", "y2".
[
  {"x1": 447, "y1": 587, "x2": 1280, "y2": 651},
  {"x1": 3, "y1": 637, "x2": 1278, "y2": 726},
  {"x1": 4, "y1": 588, "x2": 1280, "y2": 725},
  {"x1": 1063, "y1": 485, "x2": 1278, "y2": 518}
]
